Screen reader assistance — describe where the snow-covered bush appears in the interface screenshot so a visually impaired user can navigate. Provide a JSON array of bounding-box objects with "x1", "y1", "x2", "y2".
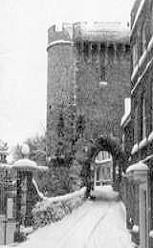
[{"x1": 32, "y1": 187, "x2": 86, "y2": 229}]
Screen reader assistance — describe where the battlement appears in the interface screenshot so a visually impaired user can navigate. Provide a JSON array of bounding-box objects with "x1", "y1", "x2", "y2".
[
  {"x1": 48, "y1": 23, "x2": 73, "y2": 44},
  {"x1": 73, "y1": 22, "x2": 130, "y2": 43},
  {"x1": 48, "y1": 22, "x2": 130, "y2": 45}
]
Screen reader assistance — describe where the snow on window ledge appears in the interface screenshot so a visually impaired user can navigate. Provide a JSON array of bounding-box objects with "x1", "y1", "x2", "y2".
[
  {"x1": 131, "y1": 64, "x2": 139, "y2": 82},
  {"x1": 138, "y1": 49, "x2": 147, "y2": 68},
  {"x1": 139, "y1": 137, "x2": 147, "y2": 149},
  {"x1": 47, "y1": 40, "x2": 73, "y2": 50},
  {"x1": 131, "y1": 143, "x2": 139, "y2": 155},
  {"x1": 148, "y1": 131, "x2": 153, "y2": 143},
  {"x1": 149, "y1": 230, "x2": 153, "y2": 238},
  {"x1": 132, "y1": 225, "x2": 139, "y2": 233}
]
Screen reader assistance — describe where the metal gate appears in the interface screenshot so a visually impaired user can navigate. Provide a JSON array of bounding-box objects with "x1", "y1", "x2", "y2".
[{"x1": 0, "y1": 180, "x2": 16, "y2": 245}]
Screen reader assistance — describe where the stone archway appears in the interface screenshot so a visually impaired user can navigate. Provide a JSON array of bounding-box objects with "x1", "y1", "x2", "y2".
[{"x1": 82, "y1": 135, "x2": 127, "y2": 197}]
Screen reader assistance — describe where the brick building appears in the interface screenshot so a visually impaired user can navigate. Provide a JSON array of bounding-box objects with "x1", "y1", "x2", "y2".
[
  {"x1": 122, "y1": 0, "x2": 153, "y2": 247},
  {"x1": 47, "y1": 22, "x2": 130, "y2": 159}
]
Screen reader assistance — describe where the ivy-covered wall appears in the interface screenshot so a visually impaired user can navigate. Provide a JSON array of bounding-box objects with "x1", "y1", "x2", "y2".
[{"x1": 32, "y1": 187, "x2": 86, "y2": 229}]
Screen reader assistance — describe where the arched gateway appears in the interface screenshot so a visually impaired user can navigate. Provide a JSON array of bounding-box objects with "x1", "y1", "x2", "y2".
[{"x1": 82, "y1": 135, "x2": 127, "y2": 197}]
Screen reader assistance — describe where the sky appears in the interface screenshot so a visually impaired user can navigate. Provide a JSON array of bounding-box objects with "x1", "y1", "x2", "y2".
[{"x1": 0, "y1": 0, "x2": 135, "y2": 148}]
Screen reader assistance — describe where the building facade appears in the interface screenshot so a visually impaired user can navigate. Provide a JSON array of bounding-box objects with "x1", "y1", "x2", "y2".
[
  {"x1": 47, "y1": 22, "x2": 130, "y2": 159},
  {"x1": 123, "y1": 0, "x2": 153, "y2": 247},
  {"x1": 93, "y1": 151, "x2": 113, "y2": 188}
]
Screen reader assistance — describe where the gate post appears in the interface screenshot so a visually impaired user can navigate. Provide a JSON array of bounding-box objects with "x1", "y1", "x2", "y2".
[
  {"x1": 12, "y1": 144, "x2": 48, "y2": 240},
  {"x1": 0, "y1": 165, "x2": 16, "y2": 245},
  {"x1": 126, "y1": 162, "x2": 149, "y2": 248},
  {"x1": 13, "y1": 144, "x2": 37, "y2": 239}
]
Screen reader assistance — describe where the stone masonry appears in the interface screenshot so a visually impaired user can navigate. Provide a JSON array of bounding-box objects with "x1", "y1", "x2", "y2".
[{"x1": 47, "y1": 22, "x2": 130, "y2": 157}]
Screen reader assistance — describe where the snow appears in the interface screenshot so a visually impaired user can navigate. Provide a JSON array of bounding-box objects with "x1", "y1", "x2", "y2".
[
  {"x1": 47, "y1": 40, "x2": 72, "y2": 50},
  {"x1": 75, "y1": 22, "x2": 129, "y2": 43},
  {"x1": 95, "y1": 158, "x2": 112, "y2": 165},
  {"x1": 131, "y1": 64, "x2": 138, "y2": 82},
  {"x1": 13, "y1": 159, "x2": 37, "y2": 169},
  {"x1": 12, "y1": 159, "x2": 48, "y2": 171},
  {"x1": 121, "y1": 98, "x2": 131, "y2": 126},
  {"x1": 148, "y1": 35, "x2": 153, "y2": 52},
  {"x1": 132, "y1": 225, "x2": 139, "y2": 233},
  {"x1": 131, "y1": 51, "x2": 153, "y2": 96},
  {"x1": 126, "y1": 161, "x2": 149, "y2": 174},
  {"x1": 149, "y1": 230, "x2": 153, "y2": 238},
  {"x1": 39, "y1": 187, "x2": 86, "y2": 206},
  {"x1": 91, "y1": 185, "x2": 119, "y2": 201},
  {"x1": 148, "y1": 131, "x2": 153, "y2": 143},
  {"x1": 32, "y1": 178, "x2": 47, "y2": 200},
  {"x1": 131, "y1": 0, "x2": 146, "y2": 35},
  {"x1": 11, "y1": 200, "x2": 133, "y2": 248},
  {"x1": 138, "y1": 49, "x2": 147, "y2": 68},
  {"x1": 99, "y1": 81, "x2": 108, "y2": 86},
  {"x1": 131, "y1": 143, "x2": 139, "y2": 155},
  {"x1": 139, "y1": 137, "x2": 147, "y2": 149}
]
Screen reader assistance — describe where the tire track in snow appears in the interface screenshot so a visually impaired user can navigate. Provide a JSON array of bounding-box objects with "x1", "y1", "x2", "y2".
[
  {"x1": 57, "y1": 201, "x2": 112, "y2": 248},
  {"x1": 84, "y1": 201, "x2": 113, "y2": 248}
]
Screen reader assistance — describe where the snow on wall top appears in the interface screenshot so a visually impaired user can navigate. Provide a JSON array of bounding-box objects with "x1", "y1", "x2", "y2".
[
  {"x1": 12, "y1": 159, "x2": 48, "y2": 171},
  {"x1": 39, "y1": 187, "x2": 86, "y2": 207},
  {"x1": 48, "y1": 22, "x2": 130, "y2": 44},
  {"x1": 126, "y1": 161, "x2": 149, "y2": 174}
]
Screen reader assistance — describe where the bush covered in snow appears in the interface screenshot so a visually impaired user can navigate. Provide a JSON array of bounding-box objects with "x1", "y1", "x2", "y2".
[{"x1": 32, "y1": 187, "x2": 86, "y2": 229}]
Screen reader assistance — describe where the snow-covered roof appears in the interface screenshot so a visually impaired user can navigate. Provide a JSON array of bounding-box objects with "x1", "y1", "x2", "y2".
[
  {"x1": 12, "y1": 159, "x2": 48, "y2": 171},
  {"x1": 126, "y1": 161, "x2": 149, "y2": 174}
]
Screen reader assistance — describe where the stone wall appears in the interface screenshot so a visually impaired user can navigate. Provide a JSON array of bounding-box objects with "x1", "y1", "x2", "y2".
[
  {"x1": 32, "y1": 187, "x2": 86, "y2": 229},
  {"x1": 47, "y1": 28, "x2": 74, "y2": 154},
  {"x1": 75, "y1": 43, "x2": 130, "y2": 140},
  {"x1": 47, "y1": 23, "x2": 130, "y2": 158}
]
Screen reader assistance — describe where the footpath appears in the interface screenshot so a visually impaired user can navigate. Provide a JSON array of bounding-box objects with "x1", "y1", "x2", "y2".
[{"x1": 13, "y1": 195, "x2": 133, "y2": 248}]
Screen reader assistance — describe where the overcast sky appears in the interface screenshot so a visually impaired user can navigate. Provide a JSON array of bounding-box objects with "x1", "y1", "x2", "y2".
[{"x1": 0, "y1": 0, "x2": 134, "y2": 148}]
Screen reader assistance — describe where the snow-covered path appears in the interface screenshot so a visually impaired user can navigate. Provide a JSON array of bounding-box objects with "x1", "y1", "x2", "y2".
[{"x1": 14, "y1": 200, "x2": 133, "y2": 248}]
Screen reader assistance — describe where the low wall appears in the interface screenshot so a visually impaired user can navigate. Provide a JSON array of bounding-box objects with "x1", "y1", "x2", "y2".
[{"x1": 32, "y1": 187, "x2": 86, "y2": 229}]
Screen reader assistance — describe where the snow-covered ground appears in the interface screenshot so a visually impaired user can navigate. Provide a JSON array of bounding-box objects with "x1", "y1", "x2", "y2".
[{"x1": 11, "y1": 186, "x2": 133, "y2": 248}]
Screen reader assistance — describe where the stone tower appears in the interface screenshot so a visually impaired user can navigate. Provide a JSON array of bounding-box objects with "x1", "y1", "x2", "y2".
[{"x1": 47, "y1": 22, "x2": 130, "y2": 157}]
